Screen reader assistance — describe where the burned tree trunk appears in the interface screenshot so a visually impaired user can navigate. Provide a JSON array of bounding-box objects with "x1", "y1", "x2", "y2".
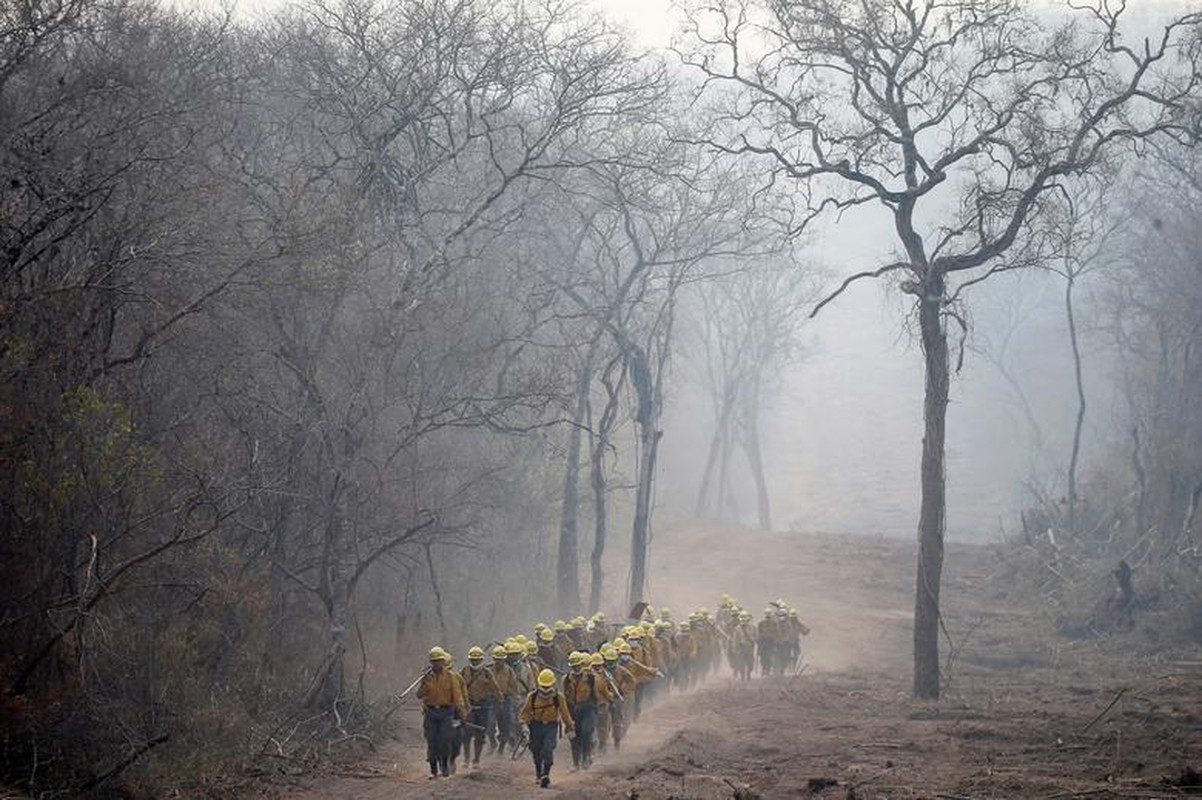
[{"x1": 914, "y1": 271, "x2": 949, "y2": 700}]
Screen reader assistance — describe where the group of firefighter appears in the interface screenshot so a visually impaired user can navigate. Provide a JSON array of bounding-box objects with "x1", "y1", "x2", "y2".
[{"x1": 413, "y1": 594, "x2": 809, "y2": 787}]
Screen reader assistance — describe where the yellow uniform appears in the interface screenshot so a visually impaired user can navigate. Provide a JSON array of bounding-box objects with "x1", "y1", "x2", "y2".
[
  {"x1": 520, "y1": 690, "x2": 574, "y2": 727},
  {"x1": 417, "y1": 669, "x2": 468, "y2": 717},
  {"x1": 563, "y1": 669, "x2": 612, "y2": 705}
]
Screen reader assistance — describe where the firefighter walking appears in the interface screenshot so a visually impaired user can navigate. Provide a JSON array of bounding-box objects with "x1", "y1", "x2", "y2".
[{"x1": 519, "y1": 668, "x2": 574, "y2": 788}]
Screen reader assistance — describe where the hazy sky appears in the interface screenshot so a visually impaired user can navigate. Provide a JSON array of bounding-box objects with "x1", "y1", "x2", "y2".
[{"x1": 178, "y1": 0, "x2": 678, "y2": 46}]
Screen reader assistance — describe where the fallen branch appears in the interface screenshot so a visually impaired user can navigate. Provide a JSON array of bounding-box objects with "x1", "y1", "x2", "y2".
[
  {"x1": 79, "y1": 733, "x2": 170, "y2": 791},
  {"x1": 1080, "y1": 687, "x2": 1128, "y2": 734}
]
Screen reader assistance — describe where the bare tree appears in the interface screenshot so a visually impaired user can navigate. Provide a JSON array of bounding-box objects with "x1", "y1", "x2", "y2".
[
  {"x1": 1040, "y1": 181, "x2": 1123, "y2": 534},
  {"x1": 1106, "y1": 144, "x2": 1202, "y2": 559},
  {"x1": 685, "y1": 254, "x2": 816, "y2": 529},
  {"x1": 679, "y1": 0, "x2": 1202, "y2": 698}
]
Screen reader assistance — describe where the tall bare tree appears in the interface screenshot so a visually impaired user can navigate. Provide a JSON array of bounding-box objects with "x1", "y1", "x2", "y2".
[
  {"x1": 679, "y1": 0, "x2": 1202, "y2": 697},
  {"x1": 686, "y1": 255, "x2": 816, "y2": 529}
]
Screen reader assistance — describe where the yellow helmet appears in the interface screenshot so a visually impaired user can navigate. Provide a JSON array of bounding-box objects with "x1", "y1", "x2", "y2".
[
  {"x1": 468, "y1": 646, "x2": 485, "y2": 660},
  {"x1": 525, "y1": 641, "x2": 538, "y2": 654},
  {"x1": 568, "y1": 651, "x2": 586, "y2": 668},
  {"x1": 593, "y1": 612, "x2": 606, "y2": 622},
  {"x1": 428, "y1": 646, "x2": 448, "y2": 662},
  {"x1": 590, "y1": 653, "x2": 604, "y2": 667},
  {"x1": 534, "y1": 622, "x2": 547, "y2": 632},
  {"x1": 612, "y1": 636, "x2": 626, "y2": 648},
  {"x1": 640, "y1": 620, "x2": 653, "y2": 632},
  {"x1": 601, "y1": 647, "x2": 618, "y2": 662},
  {"x1": 539, "y1": 628, "x2": 555, "y2": 642},
  {"x1": 537, "y1": 669, "x2": 556, "y2": 688},
  {"x1": 492, "y1": 645, "x2": 507, "y2": 659},
  {"x1": 515, "y1": 634, "x2": 529, "y2": 645},
  {"x1": 618, "y1": 642, "x2": 633, "y2": 655},
  {"x1": 505, "y1": 641, "x2": 523, "y2": 655},
  {"x1": 554, "y1": 620, "x2": 567, "y2": 632},
  {"x1": 627, "y1": 628, "x2": 643, "y2": 640}
]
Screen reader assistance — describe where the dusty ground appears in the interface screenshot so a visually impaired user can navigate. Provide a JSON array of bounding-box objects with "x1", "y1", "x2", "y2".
[{"x1": 265, "y1": 525, "x2": 1202, "y2": 799}]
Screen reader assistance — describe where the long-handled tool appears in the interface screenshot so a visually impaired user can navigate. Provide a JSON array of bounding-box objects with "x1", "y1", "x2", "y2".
[{"x1": 395, "y1": 667, "x2": 432, "y2": 701}]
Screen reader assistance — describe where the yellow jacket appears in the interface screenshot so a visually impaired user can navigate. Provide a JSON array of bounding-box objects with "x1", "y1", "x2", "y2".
[
  {"x1": 417, "y1": 669, "x2": 468, "y2": 717},
  {"x1": 460, "y1": 664, "x2": 503, "y2": 704},
  {"x1": 563, "y1": 669, "x2": 612, "y2": 707},
  {"x1": 623, "y1": 656, "x2": 658, "y2": 683},
  {"x1": 520, "y1": 689, "x2": 574, "y2": 729},
  {"x1": 609, "y1": 664, "x2": 636, "y2": 697},
  {"x1": 492, "y1": 661, "x2": 524, "y2": 698}
]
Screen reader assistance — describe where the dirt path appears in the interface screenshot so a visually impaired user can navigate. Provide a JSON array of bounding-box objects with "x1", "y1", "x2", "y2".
[{"x1": 269, "y1": 527, "x2": 1202, "y2": 799}]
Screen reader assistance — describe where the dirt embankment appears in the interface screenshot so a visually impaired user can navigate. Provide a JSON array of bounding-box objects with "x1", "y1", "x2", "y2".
[{"x1": 268, "y1": 526, "x2": 1202, "y2": 800}]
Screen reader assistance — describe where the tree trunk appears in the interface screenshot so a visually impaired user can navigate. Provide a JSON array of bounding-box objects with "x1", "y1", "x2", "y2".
[
  {"x1": 307, "y1": 475, "x2": 349, "y2": 709},
  {"x1": 913, "y1": 271, "x2": 948, "y2": 700},
  {"x1": 589, "y1": 434, "x2": 608, "y2": 615},
  {"x1": 740, "y1": 377, "x2": 772, "y2": 531},
  {"x1": 306, "y1": 570, "x2": 348, "y2": 709},
  {"x1": 695, "y1": 387, "x2": 736, "y2": 517},
  {"x1": 717, "y1": 421, "x2": 737, "y2": 521},
  {"x1": 695, "y1": 422, "x2": 723, "y2": 517},
  {"x1": 628, "y1": 346, "x2": 658, "y2": 609},
  {"x1": 1065, "y1": 272, "x2": 1086, "y2": 534},
  {"x1": 589, "y1": 363, "x2": 622, "y2": 614},
  {"x1": 557, "y1": 363, "x2": 591, "y2": 613}
]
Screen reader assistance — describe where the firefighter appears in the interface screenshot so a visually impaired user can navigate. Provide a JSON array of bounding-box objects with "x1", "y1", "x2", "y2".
[
  {"x1": 603, "y1": 645, "x2": 636, "y2": 750},
  {"x1": 757, "y1": 608, "x2": 778, "y2": 675},
  {"x1": 563, "y1": 650, "x2": 611, "y2": 769},
  {"x1": 524, "y1": 639, "x2": 544, "y2": 686},
  {"x1": 443, "y1": 653, "x2": 469, "y2": 773},
  {"x1": 537, "y1": 626, "x2": 561, "y2": 671},
  {"x1": 626, "y1": 627, "x2": 653, "y2": 719},
  {"x1": 552, "y1": 620, "x2": 574, "y2": 665},
  {"x1": 729, "y1": 610, "x2": 757, "y2": 680},
  {"x1": 785, "y1": 607, "x2": 812, "y2": 671},
  {"x1": 491, "y1": 644, "x2": 523, "y2": 755},
  {"x1": 673, "y1": 620, "x2": 696, "y2": 690},
  {"x1": 417, "y1": 647, "x2": 468, "y2": 779},
  {"x1": 520, "y1": 668, "x2": 574, "y2": 789},
  {"x1": 459, "y1": 646, "x2": 502, "y2": 766}
]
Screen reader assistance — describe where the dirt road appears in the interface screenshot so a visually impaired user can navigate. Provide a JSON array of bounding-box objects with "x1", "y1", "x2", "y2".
[{"x1": 273, "y1": 527, "x2": 1202, "y2": 799}]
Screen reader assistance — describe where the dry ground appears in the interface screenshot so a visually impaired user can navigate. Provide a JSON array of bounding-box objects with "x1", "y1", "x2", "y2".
[{"x1": 265, "y1": 525, "x2": 1202, "y2": 800}]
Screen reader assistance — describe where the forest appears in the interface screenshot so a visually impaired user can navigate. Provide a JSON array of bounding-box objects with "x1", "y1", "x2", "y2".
[{"x1": 2, "y1": 0, "x2": 1202, "y2": 796}]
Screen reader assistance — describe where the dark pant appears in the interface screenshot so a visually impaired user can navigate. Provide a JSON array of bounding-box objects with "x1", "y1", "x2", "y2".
[
  {"x1": 609, "y1": 699, "x2": 625, "y2": 748},
  {"x1": 466, "y1": 699, "x2": 493, "y2": 763},
  {"x1": 528, "y1": 721, "x2": 559, "y2": 779},
  {"x1": 498, "y1": 696, "x2": 515, "y2": 749},
  {"x1": 570, "y1": 702, "x2": 596, "y2": 767},
  {"x1": 423, "y1": 707, "x2": 455, "y2": 776}
]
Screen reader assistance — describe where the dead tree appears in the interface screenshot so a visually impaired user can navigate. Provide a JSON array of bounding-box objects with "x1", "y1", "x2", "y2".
[{"x1": 679, "y1": 0, "x2": 1202, "y2": 698}]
